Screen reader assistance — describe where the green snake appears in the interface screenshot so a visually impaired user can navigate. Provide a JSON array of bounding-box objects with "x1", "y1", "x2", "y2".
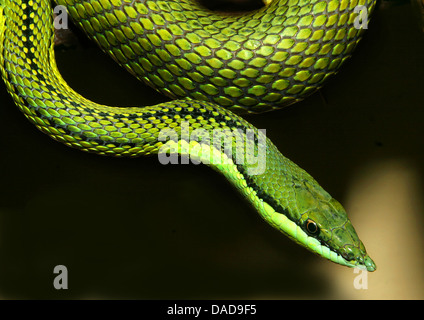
[{"x1": 0, "y1": 0, "x2": 377, "y2": 271}]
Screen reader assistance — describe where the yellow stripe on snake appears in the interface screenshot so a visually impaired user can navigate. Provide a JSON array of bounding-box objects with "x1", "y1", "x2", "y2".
[{"x1": 0, "y1": 0, "x2": 377, "y2": 271}]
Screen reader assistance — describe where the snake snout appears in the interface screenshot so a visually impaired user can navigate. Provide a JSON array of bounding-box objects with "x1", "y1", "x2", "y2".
[
  {"x1": 364, "y1": 254, "x2": 377, "y2": 272},
  {"x1": 340, "y1": 244, "x2": 376, "y2": 272}
]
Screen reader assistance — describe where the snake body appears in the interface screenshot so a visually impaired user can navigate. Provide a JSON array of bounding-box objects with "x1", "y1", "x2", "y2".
[
  {"x1": 56, "y1": 0, "x2": 375, "y2": 114},
  {"x1": 0, "y1": 0, "x2": 376, "y2": 271}
]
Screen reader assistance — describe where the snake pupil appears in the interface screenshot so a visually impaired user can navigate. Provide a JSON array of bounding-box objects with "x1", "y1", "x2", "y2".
[{"x1": 305, "y1": 219, "x2": 319, "y2": 235}]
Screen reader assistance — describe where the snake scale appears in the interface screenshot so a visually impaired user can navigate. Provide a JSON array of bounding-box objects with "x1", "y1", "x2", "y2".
[{"x1": 0, "y1": 0, "x2": 376, "y2": 271}]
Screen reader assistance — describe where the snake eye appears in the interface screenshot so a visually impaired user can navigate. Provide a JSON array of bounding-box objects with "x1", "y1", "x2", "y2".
[{"x1": 305, "y1": 219, "x2": 319, "y2": 235}]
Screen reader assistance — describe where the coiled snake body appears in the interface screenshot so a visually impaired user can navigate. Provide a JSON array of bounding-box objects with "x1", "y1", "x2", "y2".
[{"x1": 0, "y1": 0, "x2": 377, "y2": 271}]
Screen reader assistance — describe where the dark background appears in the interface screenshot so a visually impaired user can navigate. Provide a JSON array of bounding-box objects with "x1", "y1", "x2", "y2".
[{"x1": 0, "y1": 0, "x2": 423, "y2": 299}]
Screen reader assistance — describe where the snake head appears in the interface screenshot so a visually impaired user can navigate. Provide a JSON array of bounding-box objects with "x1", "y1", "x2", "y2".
[{"x1": 294, "y1": 181, "x2": 376, "y2": 272}]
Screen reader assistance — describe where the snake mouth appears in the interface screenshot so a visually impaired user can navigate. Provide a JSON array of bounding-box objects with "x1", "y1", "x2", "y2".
[
  {"x1": 316, "y1": 241, "x2": 377, "y2": 272},
  {"x1": 336, "y1": 241, "x2": 377, "y2": 272},
  {"x1": 312, "y1": 237, "x2": 377, "y2": 272},
  {"x1": 340, "y1": 252, "x2": 376, "y2": 272}
]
